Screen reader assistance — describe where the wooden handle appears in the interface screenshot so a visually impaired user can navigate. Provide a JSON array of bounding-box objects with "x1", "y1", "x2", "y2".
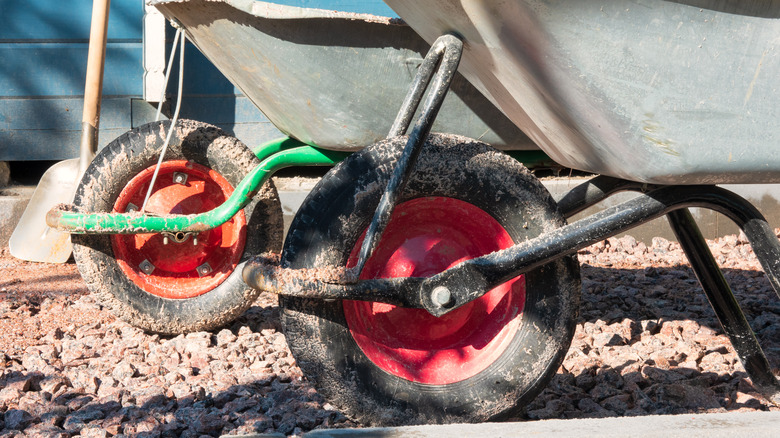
[{"x1": 79, "y1": 0, "x2": 111, "y2": 172}]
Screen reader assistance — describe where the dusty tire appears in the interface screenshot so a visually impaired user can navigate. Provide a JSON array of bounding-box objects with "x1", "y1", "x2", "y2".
[
  {"x1": 72, "y1": 120, "x2": 282, "y2": 334},
  {"x1": 279, "y1": 134, "x2": 581, "y2": 425}
]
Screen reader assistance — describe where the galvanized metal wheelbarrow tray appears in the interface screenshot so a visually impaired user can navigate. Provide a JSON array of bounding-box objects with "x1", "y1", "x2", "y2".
[
  {"x1": 385, "y1": 0, "x2": 780, "y2": 185},
  {"x1": 47, "y1": 0, "x2": 780, "y2": 423},
  {"x1": 149, "y1": 0, "x2": 535, "y2": 152}
]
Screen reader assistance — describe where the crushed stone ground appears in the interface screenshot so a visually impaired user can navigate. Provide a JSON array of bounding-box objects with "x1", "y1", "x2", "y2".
[{"x1": 0, "y1": 231, "x2": 778, "y2": 436}]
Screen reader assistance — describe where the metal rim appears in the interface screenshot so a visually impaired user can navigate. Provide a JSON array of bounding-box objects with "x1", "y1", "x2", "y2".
[
  {"x1": 343, "y1": 197, "x2": 525, "y2": 385},
  {"x1": 110, "y1": 160, "x2": 247, "y2": 299}
]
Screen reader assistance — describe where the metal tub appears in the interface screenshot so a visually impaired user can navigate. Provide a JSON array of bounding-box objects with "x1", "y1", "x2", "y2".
[
  {"x1": 150, "y1": 0, "x2": 534, "y2": 151},
  {"x1": 385, "y1": 0, "x2": 780, "y2": 184}
]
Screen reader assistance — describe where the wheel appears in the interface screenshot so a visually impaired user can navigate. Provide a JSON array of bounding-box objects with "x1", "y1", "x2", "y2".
[
  {"x1": 280, "y1": 134, "x2": 581, "y2": 425},
  {"x1": 72, "y1": 119, "x2": 283, "y2": 334}
]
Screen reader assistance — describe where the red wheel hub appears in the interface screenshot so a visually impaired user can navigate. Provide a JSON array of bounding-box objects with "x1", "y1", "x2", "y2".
[
  {"x1": 111, "y1": 160, "x2": 246, "y2": 299},
  {"x1": 344, "y1": 197, "x2": 525, "y2": 385}
]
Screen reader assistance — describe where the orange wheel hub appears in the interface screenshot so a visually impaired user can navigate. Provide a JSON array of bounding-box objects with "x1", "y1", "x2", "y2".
[{"x1": 110, "y1": 160, "x2": 247, "y2": 299}]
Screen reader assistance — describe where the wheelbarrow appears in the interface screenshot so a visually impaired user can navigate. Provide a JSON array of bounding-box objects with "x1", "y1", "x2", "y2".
[{"x1": 47, "y1": 0, "x2": 780, "y2": 426}]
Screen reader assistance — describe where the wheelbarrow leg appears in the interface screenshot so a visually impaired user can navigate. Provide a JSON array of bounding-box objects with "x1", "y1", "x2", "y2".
[{"x1": 666, "y1": 208, "x2": 780, "y2": 403}]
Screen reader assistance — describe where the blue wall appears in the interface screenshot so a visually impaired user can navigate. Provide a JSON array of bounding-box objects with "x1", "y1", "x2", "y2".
[{"x1": 0, "y1": 0, "x2": 146, "y2": 160}]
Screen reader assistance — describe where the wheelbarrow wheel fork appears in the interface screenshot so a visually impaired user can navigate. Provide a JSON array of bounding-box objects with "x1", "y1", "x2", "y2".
[
  {"x1": 259, "y1": 175, "x2": 780, "y2": 403},
  {"x1": 47, "y1": 137, "x2": 347, "y2": 235}
]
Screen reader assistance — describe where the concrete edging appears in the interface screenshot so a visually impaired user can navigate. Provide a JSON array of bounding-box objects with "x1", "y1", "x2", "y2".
[{"x1": 298, "y1": 410, "x2": 780, "y2": 437}]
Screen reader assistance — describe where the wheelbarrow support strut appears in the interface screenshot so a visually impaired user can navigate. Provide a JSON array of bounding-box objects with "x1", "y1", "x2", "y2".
[
  {"x1": 667, "y1": 209, "x2": 778, "y2": 395},
  {"x1": 352, "y1": 34, "x2": 463, "y2": 276}
]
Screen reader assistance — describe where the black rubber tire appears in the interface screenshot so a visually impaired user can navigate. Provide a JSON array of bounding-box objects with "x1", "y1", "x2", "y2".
[
  {"x1": 72, "y1": 119, "x2": 283, "y2": 334},
  {"x1": 279, "y1": 134, "x2": 581, "y2": 425}
]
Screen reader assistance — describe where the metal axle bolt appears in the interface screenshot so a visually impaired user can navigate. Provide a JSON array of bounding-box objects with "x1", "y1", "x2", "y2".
[{"x1": 431, "y1": 286, "x2": 453, "y2": 307}]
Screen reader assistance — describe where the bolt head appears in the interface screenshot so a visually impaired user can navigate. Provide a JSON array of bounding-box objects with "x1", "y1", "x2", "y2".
[
  {"x1": 431, "y1": 286, "x2": 453, "y2": 307},
  {"x1": 172, "y1": 172, "x2": 188, "y2": 185},
  {"x1": 139, "y1": 259, "x2": 155, "y2": 275},
  {"x1": 196, "y1": 262, "x2": 212, "y2": 277}
]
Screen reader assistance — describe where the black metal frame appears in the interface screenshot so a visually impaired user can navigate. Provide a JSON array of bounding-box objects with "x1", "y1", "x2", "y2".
[
  {"x1": 560, "y1": 178, "x2": 780, "y2": 399},
  {"x1": 246, "y1": 179, "x2": 780, "y2": 400},
  {"x1": 352, "y1": 34, "x2": 463, "y2": 276},
  {"x1": 243, "y1": 34, "x2": 780, "y2": 401}
]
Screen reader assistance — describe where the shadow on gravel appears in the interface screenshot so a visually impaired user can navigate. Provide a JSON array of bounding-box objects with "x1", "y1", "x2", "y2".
[
  {"x1": 0, "y1": 264, "x2": 778, "y2": 436},
  {"x1": 522, "y1": 263, "x2": 779, "y2": 421},
  {"x1": 0, "y1": 273, "x2": 85, "y2": 294}
]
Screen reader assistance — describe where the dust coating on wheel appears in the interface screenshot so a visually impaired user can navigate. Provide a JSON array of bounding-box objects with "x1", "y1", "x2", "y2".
[
  {"x1": 280, "y1": 134, "x2": 581, "y2": 425},
  {"x1": 72, "y1": 119, "x2": 283, "y2": 334}
]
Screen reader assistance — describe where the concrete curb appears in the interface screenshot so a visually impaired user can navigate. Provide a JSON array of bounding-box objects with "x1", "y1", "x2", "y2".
[{"x1": 226, "y1": 410, "x2": 779, "y2": 437}]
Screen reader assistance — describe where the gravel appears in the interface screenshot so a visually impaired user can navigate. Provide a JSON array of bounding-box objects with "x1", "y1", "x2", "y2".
[{"x1": 1, "y1": 231, "x2": 779, "y2": 437}]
